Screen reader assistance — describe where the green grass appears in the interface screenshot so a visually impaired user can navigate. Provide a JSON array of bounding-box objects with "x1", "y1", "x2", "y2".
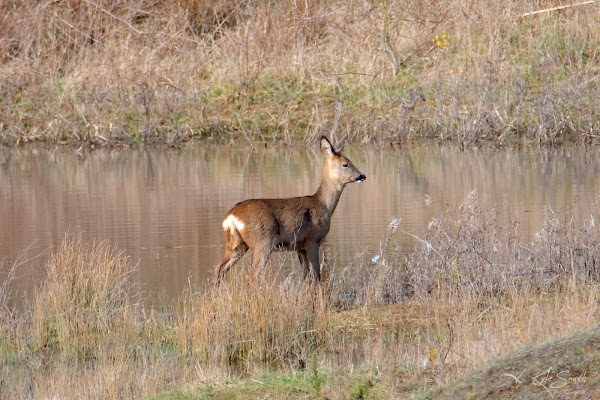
[
  {"x1": 151, "y1": 368, "x2": 396, "y2": 400},
  {"x1": 151, "y1": 372, "x2": 316, "y2": 400}
]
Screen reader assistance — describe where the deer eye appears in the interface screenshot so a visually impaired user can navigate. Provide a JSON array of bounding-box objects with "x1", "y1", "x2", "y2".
[{"x1": 342, "y1": 163, "x2": 349, "y2": 168}]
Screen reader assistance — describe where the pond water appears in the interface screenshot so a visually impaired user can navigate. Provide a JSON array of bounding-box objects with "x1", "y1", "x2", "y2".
[{"x1": 1, "y1": 143, "x2": 599, "y2": 306}]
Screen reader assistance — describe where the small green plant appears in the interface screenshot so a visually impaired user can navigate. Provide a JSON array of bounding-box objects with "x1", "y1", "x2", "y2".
[
  {"x1": 467, "y1": 391, "x2": 480, "y2": 400},
  {"x1": 349, "y1": 377, "x2": 374, "y2": 399},
  {"x1": 309, "y1": 353, "x2": 326, "y2": 398},
  {"x1": 420, "y1": 390, "x2": 433, "y2": 399}
]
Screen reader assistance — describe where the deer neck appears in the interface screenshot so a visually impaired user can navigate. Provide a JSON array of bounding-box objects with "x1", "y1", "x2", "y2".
[{"x1": 314, "y1": 176, "x2": 344, "y2": 215}]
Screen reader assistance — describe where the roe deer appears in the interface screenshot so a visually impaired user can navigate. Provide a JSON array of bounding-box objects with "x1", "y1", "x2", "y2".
[{"x1": 215, "y1": 135, "x2": 366, "y2": 282}]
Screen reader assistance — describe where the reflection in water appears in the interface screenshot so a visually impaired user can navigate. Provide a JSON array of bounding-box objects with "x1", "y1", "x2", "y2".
[{"x1": 1, "y1": 145, "x2": 599, "y2": 305}]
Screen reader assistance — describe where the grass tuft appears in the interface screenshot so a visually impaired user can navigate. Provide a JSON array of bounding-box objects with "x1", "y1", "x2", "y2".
[
  {"x1": 176, "y1": 271, "x2": 330, "y2": 369},
  {"x1": 31, "y1": 235, "x2": 135, "y2": 357}
]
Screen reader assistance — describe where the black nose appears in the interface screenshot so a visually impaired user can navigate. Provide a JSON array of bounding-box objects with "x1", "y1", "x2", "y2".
[{"x1": 356, "y1": 174, "x2": 366, "y2": 182}]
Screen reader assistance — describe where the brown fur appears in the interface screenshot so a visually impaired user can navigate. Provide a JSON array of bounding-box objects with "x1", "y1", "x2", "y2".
[{"x1": 215, "y1": 136, "x2": 366, "y2": 282}]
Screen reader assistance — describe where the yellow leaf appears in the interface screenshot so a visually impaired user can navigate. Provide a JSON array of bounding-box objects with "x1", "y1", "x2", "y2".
[{"x1": 429, "y1": 348, "x2": 437, "y2": 366}]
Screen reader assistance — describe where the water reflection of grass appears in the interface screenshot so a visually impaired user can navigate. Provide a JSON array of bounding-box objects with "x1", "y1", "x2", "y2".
[
  {"x1": 2, "y1": 1, "x2": 600, "y2": 146},
  {"x1": 2, "y1": 194, "x2": 600, "y2": 398}
]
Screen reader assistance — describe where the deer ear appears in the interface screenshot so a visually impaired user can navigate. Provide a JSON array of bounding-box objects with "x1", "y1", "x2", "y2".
[
  {"x1": 334, "y1": 134, "x2": 348, "y2": 153},
  {"x1": 320, "y1": 136, "x2": 336, "y2": 158}
]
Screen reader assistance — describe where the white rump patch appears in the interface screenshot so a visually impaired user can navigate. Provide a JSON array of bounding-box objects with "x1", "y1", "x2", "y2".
[{"x1": 223, "y1": 214, "x2": 245, "y2": 232}]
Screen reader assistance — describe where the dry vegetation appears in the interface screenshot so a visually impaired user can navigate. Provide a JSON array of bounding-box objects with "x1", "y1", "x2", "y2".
[
  {"x1": 2, "y1": 193, "x2": 600, "y2": 398},
  {"x1": 2, "y1": 0, "x2": 600, "y2": 146}
]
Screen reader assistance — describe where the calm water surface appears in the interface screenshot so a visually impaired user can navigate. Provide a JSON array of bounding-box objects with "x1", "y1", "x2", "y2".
[{"x1": 1, "y1": 144, "x2": 599, "y2": 305}]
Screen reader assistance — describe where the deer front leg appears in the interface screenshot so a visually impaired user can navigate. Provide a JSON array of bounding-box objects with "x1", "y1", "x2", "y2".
[
  {"x1": 306, "y1": 244, "x2": 321, "y2": 281},
  {"x1": 298, "y1": 250, "x2": 310, "y2": 279}
]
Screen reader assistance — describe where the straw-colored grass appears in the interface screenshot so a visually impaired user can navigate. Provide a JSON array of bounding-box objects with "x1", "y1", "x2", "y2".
[
  {"x1": 176, "y1": 272, "x2": 331, "y2": 369},
  {"x1": 1, "y1": 0, "x2": 600, "y2": 146},
  {"x1": 1, "y1": 195, "x2": 600, "y2": 398},
  {"x1": 31, "y1": 236, "x2": 135, "y2": 356}
]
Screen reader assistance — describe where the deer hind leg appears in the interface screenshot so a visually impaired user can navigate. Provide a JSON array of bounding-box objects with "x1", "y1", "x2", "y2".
[
  {"x1": 247, "y1": 247, "x2": 271, "y2": 282},
  {"x1": 215, "y1": 229, "x2": 248, "y2": 282}
]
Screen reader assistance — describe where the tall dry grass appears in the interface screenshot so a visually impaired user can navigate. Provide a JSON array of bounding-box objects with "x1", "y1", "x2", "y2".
[
  {"x1": 30, "y1": 236, "x2": 136, "y2": 357},
  {"x1": 346, "y1": 190, "x2": 600, "y2": 305},
  {"x1": 1, "y1": 0, "x2": 600, "y2": 146},
  {"x1": 176, "y1": 272, "x2": 330, "y2": 369},
  {"x1": 1, "y1": 196, "x2": 600, "y2": 397}
]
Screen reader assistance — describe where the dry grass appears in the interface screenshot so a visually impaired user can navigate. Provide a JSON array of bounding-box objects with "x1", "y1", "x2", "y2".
[
  {"x1": 347, "y1": 190, "x2": 600, "y2": 304},
  {"x1": 176, "y1": 272, "x2": 331, "y2": 369},
  {"x1": 1, "y1": 196, "x2": 600, "y2": 398},
  {"x1": 324, "y1": 192, "x2": 600, "y2": 393},
  {"x1": 30, "y1": 236, "x2": 136, "y2": 355},
  {"x1": 1, "y1": 0, "x2": 600, "y2": 146}
]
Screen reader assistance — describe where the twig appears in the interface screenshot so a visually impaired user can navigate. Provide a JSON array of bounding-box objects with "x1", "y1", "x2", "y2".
[
  {"x1": 400, "y1": 229, "x2": 442, "y2": 258},
  {"x1": 159, "y1": 77, "x2": 184, "y2": 93},
  {"x1": 330, "y1": 72, "x2": 376, "y2": 77},
  {"x1": 55, "y1": 15, "x2": 103, "y2": 47},
  {"x1": 442, "y1": 321, "x2": 453, "y2": 365},
  {"x1": 0, "y1": 243, "x2": 42, "y2": 307},
  {"x1": 521, "y1": 0, "x2": 600, "y2": 17}
]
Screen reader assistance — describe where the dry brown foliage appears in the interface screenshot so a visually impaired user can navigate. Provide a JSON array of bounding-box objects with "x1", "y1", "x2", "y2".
[{"x1": 1, "y1": 0, "x2": 600, "y2": 146}]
